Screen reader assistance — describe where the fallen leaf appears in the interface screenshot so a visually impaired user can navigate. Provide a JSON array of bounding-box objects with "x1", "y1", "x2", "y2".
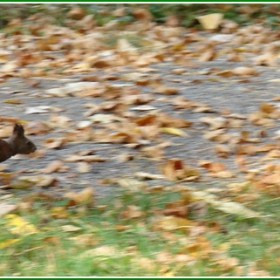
[
  {"x1": 61, "y1": 225, "x2": 81, "y2": 232},
  {"x1": 117, "y1": 178, "x2": 147, "y2": 192},
  {"x1": 191, "y1": 191, "x2": 262, "y2": 218},
  {"x1": 0, "y1": 203, "x2": 17, "y2": 218},
  {"x1": 0, "y1": 239, "x2": 20, "y2": 249},
  {"x1": 197, "y1": 13, "x2": 224, "y2": 30},
  {"x1": 119, "y1": 205, "x2": 144, "y2": 219},
  {"x1": 64, "y1": 154, "x2": 107, "y2": 162},
  {"x1": 4, "y1": 99, "x2": 22, "y2": 104},
  {"x1": 5, "y1": 214, "x2": 38, "y2": 235},
  {"x1": 153, "y1": 216, "x2": 193, "y2": 231},
  {"x1": 42, "y1": 160, "x2": 65, "y2": 173},
  {"x1": 160, "y1": 127, "x2": 188, "y2": 137},
  {"x1": 80, "y1": 245, "x2": 117, "y2": 258},
  {"x1": 77, "y1": 162, "x2": 91, "y2": 173},
  {"x1": 64, "y1": 186, "x2": 94, "y2": 205},
  {"x1": 232, "y1": 67, "x2": 258, "y2": 76},
  {"x1": 11, "y1": 175, "x2": 58, "y2": 189}
]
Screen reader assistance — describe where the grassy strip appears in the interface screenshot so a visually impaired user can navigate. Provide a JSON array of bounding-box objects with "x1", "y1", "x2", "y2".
[
  {"x1": 0, "y1": 186, "x2": 279, "y2": 276},
  {"x1": 1, "y1": 4, "x2": 280, "y2": 30}
]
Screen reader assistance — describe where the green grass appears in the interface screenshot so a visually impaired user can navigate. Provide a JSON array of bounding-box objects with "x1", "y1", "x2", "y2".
[
  {"x1": 1, "y1": 4, "x2": 280, "y2": 32},
  {"x1": 0, "y1": 187, "x2": 279, "y2": 276}
]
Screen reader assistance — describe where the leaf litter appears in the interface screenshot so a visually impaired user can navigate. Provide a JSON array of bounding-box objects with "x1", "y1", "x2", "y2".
[{"x1": 0, "y1": 4, "x2": 280, "y2": 276}]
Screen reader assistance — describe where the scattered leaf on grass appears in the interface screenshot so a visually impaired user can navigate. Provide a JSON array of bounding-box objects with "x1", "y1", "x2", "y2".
[
  {"x1": 160, "y1": 158, "x2": 200, "y2": 181},
  {"x1": 153, "y1": 216, "x2": 193, "y2": 231},
  {"x1": 69, "y1": 234, "x2": 98, "y2": 247},
  {"x1": 119, "y1": 205, "x2": 144, "y2": 219},
  {"x1": 61, "y1": 225, "x2": 81, "y2": 232},
  {"x1": 80, "y1": 245, "x2": 118, "y2": 258},
  {"x1": 64, "y1": 186, "x2": 94, "y2": 205},
  {"x1": 117, "y1": 178, "x2": 148, "y2": 192},
  {"x1": 5, "y1": 214, "x2": 38, "y2": 235},
  {"x1": 0, "y1": 239, "x2": 20, "y2": 249},
  {"x1": 191, "y1": 191, "x2": 262, "y2": 218}
]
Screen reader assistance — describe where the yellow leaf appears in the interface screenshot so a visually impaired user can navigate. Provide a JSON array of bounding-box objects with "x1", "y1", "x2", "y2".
[
  {"x1": 160, "y1": 127, "x2": 187, "y2": 137},
  {"x1": 5, "y1": 214, "x2": 38, "y2": 235},
  {"x1": 0, "y1": 238, "x2": 20, "y2": 249},
  {"x1": 4, "y1": 99, "x2": 22, "y2": 104},
  {"x1": 50, "y1": 207, "x2": 69, "y2": 218},
  {"x1": 154, "y1": 216, "x2": 193, "y2": 231}
]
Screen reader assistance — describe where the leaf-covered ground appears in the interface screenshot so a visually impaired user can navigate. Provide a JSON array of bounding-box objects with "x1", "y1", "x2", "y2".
[{"x1": 1, "y1": 4, "x2": 280, "y2": 276}]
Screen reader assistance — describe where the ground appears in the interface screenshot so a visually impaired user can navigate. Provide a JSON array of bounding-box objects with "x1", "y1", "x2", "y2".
[
  {"x1": 1, "y1": 7, "x2": 280, "y2": 276},
  {"x1": 1, "y1": 46, "x2": 280, "y2": 198}
]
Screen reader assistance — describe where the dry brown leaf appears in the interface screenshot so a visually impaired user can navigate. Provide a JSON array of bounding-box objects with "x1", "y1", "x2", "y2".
[
  {"x1": 11, "y1": 175, "x2": 58, "y2": 189},
  {"x1": 171, "y1": 68, "x2": 185, "y2": 75},
  {"x1": 141, "y1": 143, "x2": 168, "y2": 159},
  {"x1": 153, "y1": 216, "x2": 193, "y2": 231},
  {"x1": 133, "y1": 8, "x2": 153, "y2": 22},
  {"x1": 115, "y1": 153, "x2": 134, "y2": 163},
  {"x1": 119, "y1": 205, "x2": 144, "y2": 219},
  {"x1": 43, "y1": 137, "x2": 68, "y2": 149},
  {"x1": 64, "y1": 186, "x2": 94, "y2": 205},
  {"x1": 67, "y1": 6, "x2": 86, "y2": 20},
  {"x1": 48, "y1": 114, "x2": 73, "y2": 127},
  {"x1": 135, "y1": 114, "x2": 158, "y2": 126},
  {"x1": 260, "y1": 102, "x2": 276, "y2": 114},
  {"x1": 232, "y1": 67, "x2": 258, "y2": 76},
  {"x1": 69, "y1": 233, "x2": 98, "y2": 247},
  {"x1": 64, "y1": 154, "x2": 107, "y2": 163},
  {"x1": 210, "y1": 170, "x2": 234, "y2": 178},
  {"x1": 25, "y1": 121, "x2": 52, "y2": 135},
  {"x1": 199, "y1": 49, "x2": 216, "y2": 62},
  {"x1": 159, "y1": 113, "x2": 192, "y2": 128},
  {"x1": 77, "y1": 162, "x2": 91, "y2": 173},
  {"x1": 117, "y1": 178, "x2": 147, "y2": 192},
  {"x1": 215, "y1": 145, "x2": 231, "y2": 158},
  {"x1": 200, "y1": 116, "x2": 227, "y2": 130},
  {"x1": 152, "y1": 84, "x2": 179, "y2": 95},
  {"x1": 162, "y1": 199, "x2": 189, "y2": 218},
  {"x1": 42, "y1": 160, "x2": 65, "y2": 173},
  {"x1": 198, "y1": 160, "x2": 226, "y2": 172},
  {"x1": 203, "y1": 129, "x2": 225, "y2": 141},
  {"x1": 160, "y1": 158, "x2": 200, "y2": 181},
  {"x1": 135, "y1": 172, "x2": 165, "y2": 180}
]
